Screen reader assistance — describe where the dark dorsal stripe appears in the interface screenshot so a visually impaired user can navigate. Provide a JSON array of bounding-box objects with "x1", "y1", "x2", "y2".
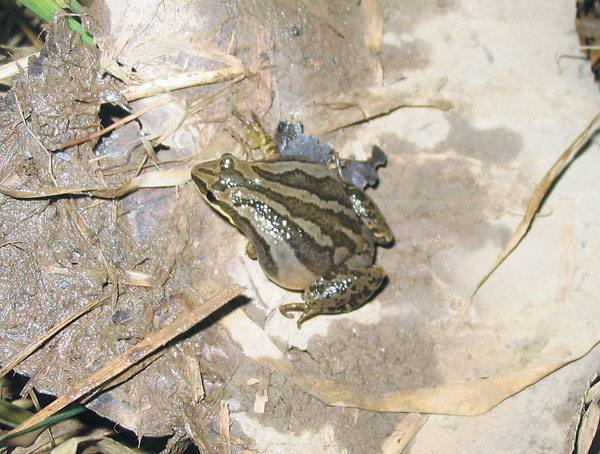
[
  {"x1": 251, "y1": 164, "x2": 352, "y2": 206},
  {"x1": 194, "y1": 159, "x2": 367, "y2": 278},
  {"x1": 233, "y1": 195, "x2": 338, "y2": 275},
  {"x1": 226, "y1": 166, "x2": 363, "y2": 244}
]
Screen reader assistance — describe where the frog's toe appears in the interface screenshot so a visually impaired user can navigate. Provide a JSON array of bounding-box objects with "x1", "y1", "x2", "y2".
[
  {"x1": 295, "y1": 307, "x2": 323, "y2": 328},
  {"x1": 279, "y1": 302, "x2": 322, "y2": 328},
  {"x1": 279, "y1": 302, "x2": 307, "y2": 319}
]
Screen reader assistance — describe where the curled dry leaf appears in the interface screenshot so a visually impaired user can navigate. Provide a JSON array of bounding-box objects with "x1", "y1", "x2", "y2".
[
  {"x1": 586, "y1": 380, "x2": 600, "y2": 404},
  {"x1": 49, "y1": 432, "x2": 112, "y2": 454}
]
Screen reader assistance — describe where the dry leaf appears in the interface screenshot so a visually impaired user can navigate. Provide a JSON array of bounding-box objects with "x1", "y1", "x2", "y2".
[
  {"x1": 50, "y1": 432, "x2": 111, "y2": 454},
  {"x1": 220, "y1": 307, "x2": 600, "y2": 416},
  {"x1": 469, "y1": 112, "x2": 600, "y2": 301},
  {"x1": 586, "y1": 380, "x2": 600, "y2": 404},
  {"x1": 577, "y1": 400, "x2": 600, "y2": 454}
]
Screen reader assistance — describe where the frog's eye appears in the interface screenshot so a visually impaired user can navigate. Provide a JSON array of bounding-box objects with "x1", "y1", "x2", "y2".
[
  {"x1": 206, "y1": 190, "x2": 218, "y2": 203},
  {"x1": 220, "y1": 156, "x2": 234, "y2": 169}
]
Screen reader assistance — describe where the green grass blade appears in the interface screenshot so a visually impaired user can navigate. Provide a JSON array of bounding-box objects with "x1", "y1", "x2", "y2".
[
  {"x1": 16, "y1": 0, "x2": 95, "y2": 45},
  {"x1": 0, "y1": 403, "x2": 86, "y2": 446}
]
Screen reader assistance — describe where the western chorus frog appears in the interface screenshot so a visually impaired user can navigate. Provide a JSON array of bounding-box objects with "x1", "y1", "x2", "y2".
[{"x1": 191, "y1": 112, "x2": 393, "y2": 327}]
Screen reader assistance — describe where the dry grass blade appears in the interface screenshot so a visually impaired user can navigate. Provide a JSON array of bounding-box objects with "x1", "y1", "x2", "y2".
[
  {"x1": 0, "y1": 53, "x2": 40, "y2": 81},
  {"x1": 468, "y1": 111, "x2": 600, "y2": 301},
  {"x1": 93, "y1": 167, "x2": 193, "y2": 198},
  {"x1": 51, "y1": 99, "x2": 171, "y2": 151},
  {"x1": 122, "y1": 66, "x2": 246, "y2": 102},
  {"x1": 92, "y1": 351, "x2": 165, "y2": 396},
  {"x1": 321, "y1": 101, "x2": 451, "y2": 135},
  {"x1": 1, "y1": 285, "x2": 244, "y2": 440},
  {"x1": 0, "y1": 187, "x2": 95, "y2": 198},
  {"x1": 302, "y1": 83, "x2": 452, "y2": 135},
  {"x1": 0, "y1": 166, "x2": 192, "y2": 199}
]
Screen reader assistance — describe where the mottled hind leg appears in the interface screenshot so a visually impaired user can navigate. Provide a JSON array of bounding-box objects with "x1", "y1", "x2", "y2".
[{"x1": 279, "y1": 265, "x2": 386, "y2": 328}]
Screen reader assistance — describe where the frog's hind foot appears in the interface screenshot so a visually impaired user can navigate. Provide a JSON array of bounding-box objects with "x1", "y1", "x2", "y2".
[
  {"x1": 231, "y1": 110, "x2": 280, "y2": 160},
  {"x1": 279, "y1": 302, "x2": 319, "y2": 328},
  {"x1": 279, "y1": 302, "x2": 304, "y2": 319}
]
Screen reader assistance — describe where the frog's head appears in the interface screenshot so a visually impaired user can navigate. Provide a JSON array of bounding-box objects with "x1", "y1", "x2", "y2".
[{"x1": 191, "y1": 153, "x2": 253, "y2": 222}]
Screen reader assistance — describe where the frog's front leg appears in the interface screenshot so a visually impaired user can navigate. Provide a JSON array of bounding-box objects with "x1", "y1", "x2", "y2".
[{"x1": 279, "y1": 265, "x2": 386, "y2": 328}]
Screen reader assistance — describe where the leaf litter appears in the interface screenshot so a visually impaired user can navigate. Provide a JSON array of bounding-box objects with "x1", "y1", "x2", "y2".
[{"x1": 1, "y1": 3, "x2": 597, "y2": 453}]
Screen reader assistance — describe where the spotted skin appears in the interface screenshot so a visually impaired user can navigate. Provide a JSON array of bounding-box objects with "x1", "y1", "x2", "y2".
[{"x1": 280, "y1": 265, "x2": 386, "y2": 327}]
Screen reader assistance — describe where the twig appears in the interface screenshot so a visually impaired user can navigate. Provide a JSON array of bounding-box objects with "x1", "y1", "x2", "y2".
[
  {"x1": 51, "y1": 99, "x2": 171, "y2": 151},
  {"x1": 121, "y1": 67, "x2": 246, "y2": 102}
]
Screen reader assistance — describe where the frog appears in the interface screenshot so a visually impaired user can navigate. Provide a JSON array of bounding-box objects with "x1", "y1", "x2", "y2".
[{"x1": 191, "y1": 111, "x2": 394, "y2": 327}]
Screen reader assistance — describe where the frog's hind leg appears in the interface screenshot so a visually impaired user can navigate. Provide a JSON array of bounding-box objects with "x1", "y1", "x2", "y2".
[
  {"x1": 231, "y1": 110, "x2": 280, "y2": 160},
  {"x1": 344, "y1": 183, "x2": 394, "y2": 245},
  {"x1": 279, "y1": 265, "x2": 386, "y2": 328}
]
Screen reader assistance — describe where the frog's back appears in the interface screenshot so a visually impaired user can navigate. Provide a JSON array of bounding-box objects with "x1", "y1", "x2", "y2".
[{"x1": 234, "y1": 159, "x2": 372, "y2": 290}]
